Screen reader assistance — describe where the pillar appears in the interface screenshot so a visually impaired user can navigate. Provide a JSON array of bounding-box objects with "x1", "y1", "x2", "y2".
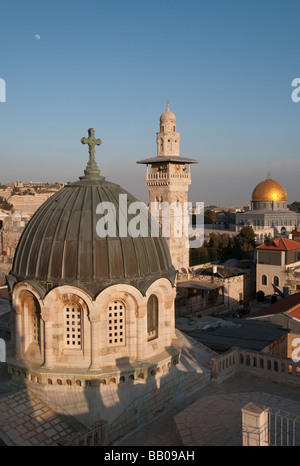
[
  {"x1": 43, "y1": 320, "x2": 54, "y2": 368},
  {"x1": 90, "y1": 319, "x2": 100, "y2": 369},
  {"x1": 15, "y1": 307, "x2": 23, "y2": 359},
  {"x1": 242, "y1": 402, "x2": 269, "y2": 446},
  {"x1": 136, "y1": 307, "x2": 146, "y2": 362}
]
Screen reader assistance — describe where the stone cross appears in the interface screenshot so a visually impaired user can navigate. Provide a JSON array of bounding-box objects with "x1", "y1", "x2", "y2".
[
  {"x1": 80, "y1": 128, "x2": 102, "y2": 178},
  {"x1": 81, "y1": 128, "x2": 102, "y2": 163}
]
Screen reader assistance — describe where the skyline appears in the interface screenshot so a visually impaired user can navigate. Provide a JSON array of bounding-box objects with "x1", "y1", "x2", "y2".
[{"x1": 1, "y1": 0, "x2": 300, "y2": 206}]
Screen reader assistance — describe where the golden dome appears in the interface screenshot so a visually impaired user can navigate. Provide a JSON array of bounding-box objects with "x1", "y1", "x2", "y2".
[{"x1": 251, "y1": 175, "x2": 287, "y2": 202}]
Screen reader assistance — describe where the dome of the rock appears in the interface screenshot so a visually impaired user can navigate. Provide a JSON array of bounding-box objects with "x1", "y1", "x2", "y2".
[{"x1": 251, "y1": 176, "x2": 287, "y2": 202}]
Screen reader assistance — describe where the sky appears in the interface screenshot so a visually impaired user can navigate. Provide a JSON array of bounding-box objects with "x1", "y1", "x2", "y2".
[{"x1": 0, "y1": 0, "x2": 300, "y2": 206}]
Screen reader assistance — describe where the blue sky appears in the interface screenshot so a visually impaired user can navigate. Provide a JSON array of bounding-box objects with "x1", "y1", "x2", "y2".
[{"x1": 0, "y1": 0, "x2": 300, "y2": 206}]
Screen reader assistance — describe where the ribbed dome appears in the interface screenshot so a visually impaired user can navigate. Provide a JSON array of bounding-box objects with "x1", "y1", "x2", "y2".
[
  {"x1": 10, "y1": 176, "x2": 175, "y2": 296},
  {"x1": 251, "y1": 176, "x2": 287, "y2": 202},
  {"x1": 160, "y1": 101, "x2": 176, "y2": 123}
]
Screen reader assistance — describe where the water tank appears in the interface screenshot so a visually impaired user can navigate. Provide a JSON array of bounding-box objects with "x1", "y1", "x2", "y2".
[
  {"x1": 257, "y1": 290, "x2": 265, "y2": 302},
  {"x1": 283, "y1": 286, "x2": 290, "y2": 296},
  {"x1": 271, "y1": 294, "x2": 277, "y2": 304}
]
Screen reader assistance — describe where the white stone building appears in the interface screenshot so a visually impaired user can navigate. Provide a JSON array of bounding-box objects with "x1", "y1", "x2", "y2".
[
  {"x1": 256, "y1": 237, "x2": 300, "y2": 296},
  {"x1": 137, "y1": 102, "x2": 199, "y2": 271},
  {"x1": 6, "y1": 129, "x2": 180, "y2": 386}
]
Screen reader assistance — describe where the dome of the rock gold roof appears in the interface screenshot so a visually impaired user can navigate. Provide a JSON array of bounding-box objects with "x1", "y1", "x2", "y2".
[{"x1": 251, "y1": 176, "x2": 287, "y2": 202}]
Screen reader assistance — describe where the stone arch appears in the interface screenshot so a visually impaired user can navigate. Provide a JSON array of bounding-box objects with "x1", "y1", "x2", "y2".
[
  {"x1": 13, "y1": 281, "x2": 43, "y2": 311},
  {"x1": 147, "y1": 294, "x2": 159, "y2": 342},
  {"x1": 43, "y1": 286, "x2": 93, "y2": 367},
  {"x1": 13, "y1": 285, "x2": 43, "y2": 361},
  {"x1": 145, "y1": 278, "x2": 176, "y2": 352},
  {"x1": 95, "y1": 284, "x2": 143, "y2": 363},
  {"x1": 273, "y1": 276, "x2": 279, "y2": 287},
  {"x1": 44, "y1": 285, "x2": 92, "y2": 314}
]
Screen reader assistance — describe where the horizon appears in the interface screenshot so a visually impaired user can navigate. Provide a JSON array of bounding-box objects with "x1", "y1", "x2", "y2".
[{"x1": 1, "y1": 0, "x2": 300, "y2": 206}]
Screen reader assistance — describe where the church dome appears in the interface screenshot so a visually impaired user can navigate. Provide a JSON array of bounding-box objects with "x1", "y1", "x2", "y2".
[
  {"x1": 251, "y1": 175, "x2": 287, "y2": 202},
  {"x1": 10, "y1": 131, "x2": 175, "y2": 297},
  {"x1": 160, "y1": 101, "x2": 176, "y2": 123}
]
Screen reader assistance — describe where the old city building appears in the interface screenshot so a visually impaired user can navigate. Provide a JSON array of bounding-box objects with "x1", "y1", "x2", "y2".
[
  {"x1": 256, "y1": 237, "x2": 300, "y2": 296},
  {"x1": 229, "y1": 173, "x2": 300, "y2": 242},
  {"x1": 137, "y1": 102, "x2": 198, "y2": 271}
]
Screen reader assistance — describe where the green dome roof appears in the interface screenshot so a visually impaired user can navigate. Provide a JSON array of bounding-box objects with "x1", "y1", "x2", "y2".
[
  {"x1": 10, "y1": 177, "x2": 175, "y2": 297},
  {"x1": 10, "y1": 129, "x2": 175, "y2": 297}
]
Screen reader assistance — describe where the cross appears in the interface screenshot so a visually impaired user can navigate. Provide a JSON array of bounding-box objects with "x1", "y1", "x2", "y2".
[{"x1": 81, "y1": 128, "x2": 102, "y2": 163}]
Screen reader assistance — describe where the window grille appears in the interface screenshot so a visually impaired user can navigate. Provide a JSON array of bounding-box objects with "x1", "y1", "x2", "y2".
[
  {"x1": 108, "y1": 302, "x2": 125, "y2": 346},
  {"x1": 65, "y1": 305, "x2": 82, "y2": 347}
]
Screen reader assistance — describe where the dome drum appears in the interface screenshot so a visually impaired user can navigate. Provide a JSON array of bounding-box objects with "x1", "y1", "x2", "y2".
[{"x1": 251, "y1": 176, "x2": 288, "y2": 211}]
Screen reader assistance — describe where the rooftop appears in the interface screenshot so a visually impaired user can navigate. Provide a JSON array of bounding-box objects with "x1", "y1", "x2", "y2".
[
  {"x1": 257, "y1": 237, "x2": 300, "y2": 251},
  {"x1": 136, "y1": 155, "x2": 199, "y2": 165},
  {"x1": 187, "y1": 318, "x2": 289, "y2": 352},
  {"x1": 246, "y1": 292, "x2": 300, "y2": 320}
]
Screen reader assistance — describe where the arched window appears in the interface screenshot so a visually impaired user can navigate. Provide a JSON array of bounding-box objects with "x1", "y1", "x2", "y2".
[
  {"x1": 18, "y1": 290, "x2": 42, "y2": 357},
  {"x1": 147, "y1": 295, "x2": 158, "y2": 341},
  {"x1": 262, "y1": 275, "x2": 267, "y2": 286},
  {"x1": 273, "y1": 276, "x2": 279, "y2": 287},
  {"x1": 64, "y1": 303, "x2": 82, "y2": 348},
  {"x1": 32, "y1": 305, "x2": 41, "y2": 345},
  {"x1": 108, "y1": 301, "x2": 125, "y2": 347}
]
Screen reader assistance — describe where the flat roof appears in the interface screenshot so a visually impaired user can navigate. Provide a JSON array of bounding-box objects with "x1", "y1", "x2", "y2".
[
  {"x1": 136, "y1": 155, "x2": 199, "y2": 164},
  {"x1": 246, "y1": 292, "x2": 300, "y2": 319},
  {"x1": 188, "y1": 318, "x2": 289, "y2": 352},
  {"x1": 177, "y1": 281, "x2": 221, "y2": 291}
]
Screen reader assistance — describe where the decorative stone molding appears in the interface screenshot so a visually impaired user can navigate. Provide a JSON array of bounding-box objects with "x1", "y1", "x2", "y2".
[{"x1": 41, "y1": 307, "x2": 52, "y2": 322}]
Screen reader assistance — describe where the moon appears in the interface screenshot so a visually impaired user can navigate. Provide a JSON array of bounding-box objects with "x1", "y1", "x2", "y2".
[{"x1": 35, "y1": 34, "x2": 40, "y2": 40}]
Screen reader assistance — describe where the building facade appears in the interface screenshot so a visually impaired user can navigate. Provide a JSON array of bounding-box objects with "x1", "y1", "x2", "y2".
[
  {"x1": 229, "y1": 174, "x2": 300, "y2": 242},
  {"x1": 6, "y1": 129, "x2": 180, "y2": 386},
  {"x1": 256, "y1": 237, "x2": 300, "y2": 296}
]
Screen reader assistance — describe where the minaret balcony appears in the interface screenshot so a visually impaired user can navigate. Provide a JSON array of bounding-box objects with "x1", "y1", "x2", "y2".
[{"x1": 146, "y1": 172, "x2": 191, "y2": 186}]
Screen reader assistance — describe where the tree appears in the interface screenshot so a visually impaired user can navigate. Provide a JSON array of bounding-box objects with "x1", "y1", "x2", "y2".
[
  {"x1": 0, "y1": 196, "x2": 13, "y2": 211},
  {"x1": 237, "y1": 226, "x2": 256, "y2": 247},
  {"x1": 288, "y1": 202, "x2": 300, "y2": 212},
  {"x1": 204, "y1": 209, "x2": 217, "y2": 224}
]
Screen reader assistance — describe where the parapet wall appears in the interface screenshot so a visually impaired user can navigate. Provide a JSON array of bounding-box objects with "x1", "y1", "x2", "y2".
[
  {"x1": 107, "y1": 367, "x2": 211, "y2": 445},
  {"x1": 212, "y1": 347, "x2": 300, "y2": 386}
]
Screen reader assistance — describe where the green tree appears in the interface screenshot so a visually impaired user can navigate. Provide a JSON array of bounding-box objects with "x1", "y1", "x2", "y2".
[
  {"x1": 237, "y1": 226, "x2": 256, "y2": 247},
  {"x1": 204, "y1": 209, "x2": 217, "y2": 224},
  {"x1": 0, "y1": 196, "x2": 13, "y2": 211},
  {"x1": 288, "y1": 202, "x2": 300, "y2": 212}
]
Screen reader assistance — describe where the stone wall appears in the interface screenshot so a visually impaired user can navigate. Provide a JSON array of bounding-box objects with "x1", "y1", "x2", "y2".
[
  {"x1": 176, "y1": 268, "x2": 246, "y2": 316},
  {"x1": 212, "y1": 346, "x2": 300, "y2": 386},
  {"x1": 8, "y1": 194, "x2": 53, "y2": 215},
  {"x1": 106, "y1": 366, "x2": 211, "y2": 445}
]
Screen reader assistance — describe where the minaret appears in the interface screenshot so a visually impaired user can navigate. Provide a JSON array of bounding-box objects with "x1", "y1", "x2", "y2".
[
  {"x1": 137, "y1": 102, "x2": 199, "y2": 271},
  {"x1": 157, "y1": 100, "x2": 180, "y2": 157}
]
